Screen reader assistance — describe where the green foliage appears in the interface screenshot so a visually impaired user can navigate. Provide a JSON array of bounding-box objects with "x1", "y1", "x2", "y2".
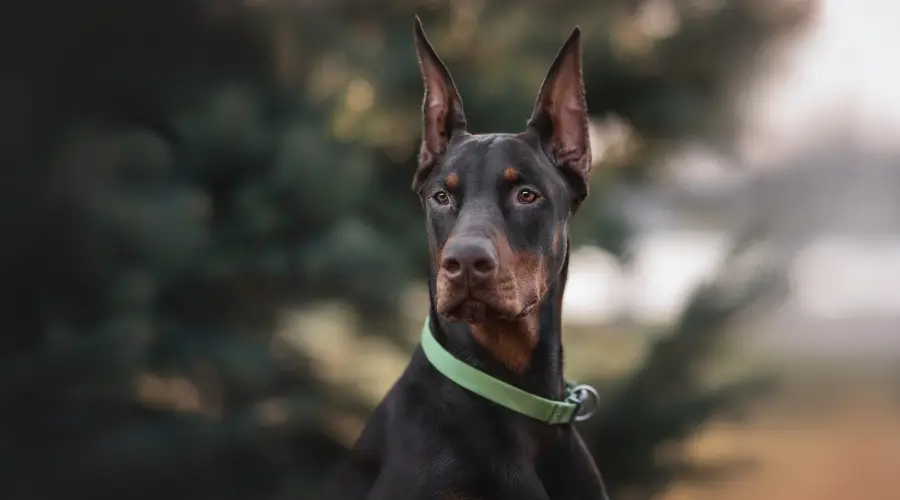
[{"x1": 1, "y1": 1, "x2": 807, "y2": 499}]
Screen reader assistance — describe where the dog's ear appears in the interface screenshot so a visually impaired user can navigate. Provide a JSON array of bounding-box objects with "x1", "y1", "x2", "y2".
[
  {"x1": 412, "y1": 16, "x2": 467, "y2": 192},
  {"x1": 527, "y1": 27, "x2": 591, "y2": 202}
]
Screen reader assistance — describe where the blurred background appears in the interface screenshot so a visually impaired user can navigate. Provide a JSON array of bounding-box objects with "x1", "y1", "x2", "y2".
[{"x1": 3, "y1": 0, "x2": 900, "y2": 499}]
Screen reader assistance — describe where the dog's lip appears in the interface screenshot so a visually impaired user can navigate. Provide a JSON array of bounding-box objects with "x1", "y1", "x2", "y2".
[
  {"x1": 515, "y1": 300, "x2": 538, "y2": 318},
  {"x1": 443, "y1": 296, "x2": 539, "y2": 322},
  {"x1": 443, "y1": 298, "x2": 494, "y2": 321}
]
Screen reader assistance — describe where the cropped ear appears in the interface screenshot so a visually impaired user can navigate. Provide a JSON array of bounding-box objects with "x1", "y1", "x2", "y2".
[
  {"x1": 527, "y1": 27, "x2": 591, "y2": 202},
  {"x1": 412, "y1": 16, "x2": 467, "y2": 192}
]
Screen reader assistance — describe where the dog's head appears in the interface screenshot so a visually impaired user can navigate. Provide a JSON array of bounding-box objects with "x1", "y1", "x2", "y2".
[{"x1": 413, "y1": 18, "x2": 592, "y2": 333}]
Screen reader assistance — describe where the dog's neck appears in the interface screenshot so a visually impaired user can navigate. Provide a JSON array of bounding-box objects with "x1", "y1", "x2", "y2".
[{"x1": 426, "y1": 250, "x2": 570, "y2": 401}]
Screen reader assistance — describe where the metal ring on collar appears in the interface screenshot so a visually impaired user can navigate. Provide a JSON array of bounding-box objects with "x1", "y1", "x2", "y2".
[{"x1": 571, "y1": 384, "x2": 600, "y2": 422}]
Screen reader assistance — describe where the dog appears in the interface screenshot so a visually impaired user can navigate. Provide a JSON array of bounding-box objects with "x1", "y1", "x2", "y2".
[{"x1": 317, "y1": 17, "x2": 609, "y2": 500}]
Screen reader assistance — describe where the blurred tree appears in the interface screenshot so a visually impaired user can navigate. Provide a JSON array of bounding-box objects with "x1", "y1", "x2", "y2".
[
  {"x1": 0, "y1": 0, "x2": 808, "y2": 499},
  {"x1": 579, "y1": 242, "x2": 782, "y2": 500}
]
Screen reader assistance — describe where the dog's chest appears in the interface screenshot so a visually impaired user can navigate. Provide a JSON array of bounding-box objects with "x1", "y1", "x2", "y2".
[
  {"x1": 418, "y1": 423, "x2": 561, "y2": 500},
  {"x1": 429, "y1": 455, "x2": 549, "y2": 500}
]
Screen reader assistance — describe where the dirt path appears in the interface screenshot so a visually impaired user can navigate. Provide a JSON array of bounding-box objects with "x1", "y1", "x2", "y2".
[{"x1": 665, "y1": 391, "x2": 900, "y2": 500}]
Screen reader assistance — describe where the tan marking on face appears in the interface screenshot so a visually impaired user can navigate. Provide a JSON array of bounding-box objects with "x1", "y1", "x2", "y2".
[
  {"x1": 432, "y1": 224, "x2": 551, "y2": 371},
  {"x1": 435, "y1": 271, "x2": 457, "y2": 313},
  {"x1": 446, "y1": 173, "x2": 459, "y2": 190},
  {"x1": 465, "y1": 233, "x2": 548, "y2": 373},
  {"x1": 503, "y1": 167, "x2": 519, "y2": 182},
  {"x1": 470, "y1": 308, "x2": 540, "y2": 373}
]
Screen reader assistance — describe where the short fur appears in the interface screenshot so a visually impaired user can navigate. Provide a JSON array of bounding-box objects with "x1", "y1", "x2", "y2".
[{"x1": 317, "y1": 17, "x2": 609, "y2": 500}]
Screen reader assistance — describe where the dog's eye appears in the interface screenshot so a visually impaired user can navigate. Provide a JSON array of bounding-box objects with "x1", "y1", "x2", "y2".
[
  {"x1": 516, "y1": 188, "x2": 541, "y2": 205},
  {"x1": 432, "y1": 191, "x2": 451, "y2": 206}
]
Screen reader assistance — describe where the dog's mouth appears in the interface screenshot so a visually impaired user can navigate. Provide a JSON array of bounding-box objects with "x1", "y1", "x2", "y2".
[{"x1": 442, "y1": 297, "x2": 538, "y2": 324}]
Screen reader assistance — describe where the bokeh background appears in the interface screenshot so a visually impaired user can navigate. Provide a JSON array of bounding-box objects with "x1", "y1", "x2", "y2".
[{"x1": 4, "y1": 0, "x2": 900, "y2": 499}]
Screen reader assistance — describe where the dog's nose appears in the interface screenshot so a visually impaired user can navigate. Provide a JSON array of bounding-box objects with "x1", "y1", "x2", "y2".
[{"x1": 441, "y1": 237, "x2": 498, "y2": 283}]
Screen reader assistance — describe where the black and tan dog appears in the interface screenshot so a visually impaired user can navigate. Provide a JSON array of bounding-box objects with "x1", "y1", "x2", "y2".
[{"x1": 318, "y1": 17, "x2": 609, "y2": 500}]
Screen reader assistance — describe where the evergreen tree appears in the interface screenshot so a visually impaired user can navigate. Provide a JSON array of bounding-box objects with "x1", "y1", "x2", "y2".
[
  {"x1": 580, "y1": 237, "x2": 783, "y2": 500},
  {"x1": 0, "y1": 1, "x2": 808, "y2": 498}
]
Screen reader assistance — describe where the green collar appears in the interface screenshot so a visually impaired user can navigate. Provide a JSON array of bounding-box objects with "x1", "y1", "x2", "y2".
[{"x1": 419, "y1": 317, "x2": 598, "y2": 425}]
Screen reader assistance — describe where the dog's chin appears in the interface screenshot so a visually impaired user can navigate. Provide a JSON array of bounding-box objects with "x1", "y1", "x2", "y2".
[{"x1": 438, "y1": 298, "x2": 537, "y2": 324}]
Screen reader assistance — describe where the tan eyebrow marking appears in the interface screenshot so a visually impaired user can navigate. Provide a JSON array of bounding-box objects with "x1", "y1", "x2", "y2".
[
  {"x1": 504, "y1": 167, "x2": 519, "y2": 182},
  {"x1": 446, "y1": 173, "x2": 459, "y2": 190}
]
